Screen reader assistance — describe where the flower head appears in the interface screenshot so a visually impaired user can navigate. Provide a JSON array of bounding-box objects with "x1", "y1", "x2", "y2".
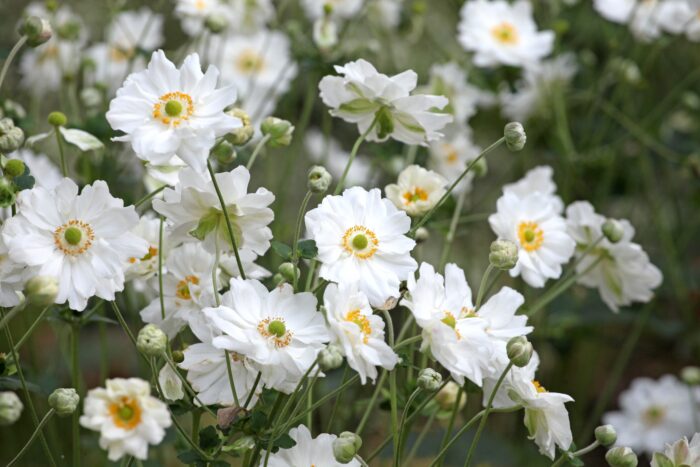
[
  {"x1": 385, "y1": 165, "x2": 448, "y2": 217},
  {"x1": 263, "y1": 424, "x2": 361, "y2": 466}
]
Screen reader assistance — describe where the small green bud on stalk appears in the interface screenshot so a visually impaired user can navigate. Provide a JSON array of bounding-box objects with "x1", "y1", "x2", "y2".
[
  {"x1": 308, "y1": 165, "x2": 332, "y2": 193},
  {"x1": 489, "y1": 239, "x2": 518, "y2": 270},
  {"x1": 417, "y1": 368, "x2": 442, "y2": 391},
  {"x1": 318, "y1": 344, "x2": 344, "y2": 371},
  {"x1": 225, "y1": 108, "x2": 254, "y2": 146},
  {"x1": 226, "y1": 435, "x2": 256, "y2": 455},
  {"x1": 261, "y1": 117, "x2": 294, "y2": 147},
  {"x1": 4, "y1": 159, "x2": 25, "y2": 178},
  {"x1": 272, "y1": 273, "x2": 285, "y2": 286},
  {"x1": 48, "y1": 388, "x2": 79, "y2": 416},
  {"x1": 47, "y1": 111, "x2": 67, "y2": 127},
  {"x1": 278, "y1": 262, "x2": 300, "y2": 283},
  {"x1": 681, "y1": 366, "x2": 700, "y2": 386},
  {"x1": 504, "y1": 122, "x2": 526, "y2": 151},
  {"x1": 21, "y1": 16, "x2": 53, "y2": 47},
  {"x1": 136, "y1": 324, "x2": 168, "y2": 357},
  {"x1": 212, "y1": 140, "x2": 236, "y2": 164},
  {"x1": 0, "y1": 391, "x2": 23, "y2": 425},
  {"x1": 0, "y1": 178, "x2": 17, "y2": 208},
  {"x1": 602, "y1": 219, "x2": 624, "y2": 243},
  {"x1": 205, "y1": 14, "x2": 228, "y2": 33},
  {"x1": 506, "y1": 336, "x2": 533, "y2": 368},
  {"x1": 333, "y1": 432, "x2": 362, "y2": 463},
  {"x1": 171, "y1": 350, "x2": 185, "y2": 363},
  {"x1": 605, "y1": 446, "x2": 638, "y2": 467},
  {"x1": 24, "y1": 275, "x2": 59, "y2": 306},
  {"x1": 594, "y1": 424, "x2": 617, "y2": 447},
  {"x1": 414, "y1": 227, "x2": 430, "y2": 243},
  {"x1": 0, "y1": 118, "x2": 24, "y2": 152},
  {"x1": 435, "y1": 381, "x2": 466, "y2": 411}
]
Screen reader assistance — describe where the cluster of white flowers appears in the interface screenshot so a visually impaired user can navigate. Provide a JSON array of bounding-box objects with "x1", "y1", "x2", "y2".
[{"x1": 594, "y1": 0, "x2": 700, "y2": 42}]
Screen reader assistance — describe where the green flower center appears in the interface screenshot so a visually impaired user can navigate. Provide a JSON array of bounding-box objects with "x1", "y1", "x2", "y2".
[
  {"x1": 64, "y1": 227, "x2": 82, "y2": 245},
  {"x1": 267, "y1": 320, "x2": 286, "y2": 338},
  {"x1": 441, "y1": 312, "x2": 456, "y2": 329},
  {"x1": 352, "y1": 234, "x2": 369, "y2": 250},
  {"x1": 165, "y1": 100, "x2": 183, "y2": 117},
  {"x1": 117, "y1": 405, "x2": 134, "y2": 421}
]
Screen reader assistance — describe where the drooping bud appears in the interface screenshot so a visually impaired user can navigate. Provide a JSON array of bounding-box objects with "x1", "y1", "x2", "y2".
[
  {"x1": 0, "y1": 391, "x2": 23, "y2": 425},
  {"x1": 205, "y1": 14, "x2": 228, "y2": 33},
  {"x1": 681, "y1": 366, "x2": 700, "y2": 386},
  {"x1": 4, "y1": 159, "x2": 25, "y2": 178},
  {"x1": 0, "y1": 118, "x2": 24, "y2": 152},
  {"x1": 47, "y1": 111, "x2": 67, "y2": 127},
  {"x1": 136, "y1": 324, "x2": 168, "y2": 357},
  {"x1": 602, "y1": 219, "x2": 624, "y2": 244},
  {"x1": 48, "y1": 388, "x2": 79, "y2": 416},
  {"x1": 261, "y1": 117, "x2": 294, "y2": 147},
  {"x1": 225, "y1": 108, "x2": 254, "y2": 146},
  {"x1": 333, "y1": 432, "x2": 362, "y2": 463},
  {"x1": 21, "y1": 16, "x2": 53, "y2": 47},
  {"x1": 318, "y1": 344, "x2": 344, "y2": 371},
  {"x1": 24, "y1": 276, "x2": 59, "y2": 307},
  {"x1": 605, "y1": 446, "x2": 638, "y2": 467},
  {"x1": 435, "y1": 381, "x2": 466, "y2": 411},
  {"x1": 0, "y1": 178, "x2": 17, "y2": 208},
  {"x1": 212, "y1": 140, "x2": 236, "y2": 164},
  {"x1": 504, "y1": 122, "x2": 526, "y2": 151},
  {"x1": 489, "y1": 239, "x2": 518, "y2": 270},
  {"x1": 308, "y1": 165, "x2": 332, "y2": 193},
  {"x1": 417, "y1": 368, "x2": 442, "y2": 391},
  {"x1": 506, "y1": 336, "x2": 533, "y2": 368},
  {"x1": 594, "y1": 424, "x2": 617, "y2": 447},
  {"x1": 278, "y1": 262, "x2": 299, "y2": 283}
]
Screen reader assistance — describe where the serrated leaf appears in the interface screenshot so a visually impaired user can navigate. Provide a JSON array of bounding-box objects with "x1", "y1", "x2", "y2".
[
  {"x1": 271, "y1": 241, "x2": 292, "y2": 260},
  {"x1": 59, "y1": 127, "x2": 104, "y2": 151},
  {"x1": 297, "y1": 239, "x2": 318, "y2": 259}
]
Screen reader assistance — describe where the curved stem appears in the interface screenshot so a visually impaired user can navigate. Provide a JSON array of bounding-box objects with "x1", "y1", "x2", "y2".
[
  {"x1": 551, "y1": 440, "x2": 600, "y2": 467},
  {"x1": 224, "y1": 351, "x2": 241, "y2": 407},
  {"x1": 7, "y1": 409, "x2": 55, "y2": 467},
  {"x1": 0, "y1": 302, "x2": 26, "y2": 332},
  {"x1": 435, "y1": 387, "x2": 463, "y2": 467},
  {"x1": 0, "y1": 36, "x2": 28, "y2": 92},
  {"x1": 396, "y1": 388, "x2": 422, "y2": 465},
  {"x1": 13, "y1": 305, "x2": 52, "y2": 352},
  {"x1": 355, "y1": 370, "x2": 387, "y2": 436},
  {"x1": 158, "y1": 216, "x2": 166, "y2": 320},
  {"x1": 291, "y1": 190, "x2": 313, "y2": 291},
  {"x1": 134, "y1": 185, "x2": 165, "y2": 209},
  {"x1": 163, "y1": 356, "x2": 216, "y2": 418},
  {"x1": 334, "y1": 117, "x2": 378, "y2": 195},
  {"x1": 246, "y1": 134, "x2": 271, "y2": 170},
  {"x1": 475, "y1": 264, "x2": 495, "y2": 309},
  {"x1": 438, "y1": 188, "x2": 468, "y2": 270}
]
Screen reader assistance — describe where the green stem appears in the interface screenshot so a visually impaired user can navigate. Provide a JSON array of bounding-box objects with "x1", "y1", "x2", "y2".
[
  {"x1": 224, "y1": 351, "x2": 241, "y2": 407},
  {"x1": 334, "y1": 117, "x2": 378, "y2": 195},
  {"x1": 326, "y1": 365, "x2": 350, "y2": 432},
  {"x1": 163, "y1": 356, "x2": 216, "y2": 418},
  {"x1": 475, "y1": 264, "x2": 495, "y2": 309},
  {"x1": 191, "y1": 410, "x2": 201, "y2": 446},
  {"x1": 0, "y1": 302, "x2": 25, "y2": 331},
  {"x1": 246, "y1": 134, "x2": 271, "y2": 170},
  {"x1": 406, "y1": 410, "x2": 437, "y2": 465},
  {"x1": 438, "y1": 188, "x2": 468, "y2": 270},
  {"x1": 158, "y1": 216, "x2": 166, "y2": 320},
  {"x1": 7, "y1": 409, "x2": 56, "y2": 467},
  {"x1": 379, "y1": 309, "x2": 399, "y2": 467},
  {"x1": 0, "y1": 36, "x2": 27, "y2": 92},
  {"x1": 244, "y1": 371, "x2": 262, "y2": 409},
  {"x1": 291, "y1": 190, "x2": 313, "y2": 291},
  {"x1": 13, "y1": 306, "x2": 51, "y2": 352},
  {"x1": 134, "y1": 185, "x2": 165, "y2": 209},
  {"x1": 71, "y1": 325, "x2": 81, "y2": 467},
  {"x1": 396, "y1": 388, "x2": 422, "y2": 465},
  {"x1": 212, "y1": 233, "x2": 221, "y2": 306},
  {"x1": 356, "y1": 370, "x2": 387, "y2": 436},
  {"x1": 54, "y1": 127, "x2": 68, "y2": 177},
  {"x1": 551, "y1": 441, "x2": 600, "y2": 467},
  {"x1": 435, "y1": 388, "x2": 464, "y2": 467}
]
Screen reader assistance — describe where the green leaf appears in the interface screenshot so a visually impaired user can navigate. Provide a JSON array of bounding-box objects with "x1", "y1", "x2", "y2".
[
  {"x1": 250, "y1": 410, "x2": 267, "y2": 431},
  {"x1": 13, "y1": 164, "x2": 35, "y2": 191},
  {"x1": 338, "y1": 98, "x2": 379, "y2": 114},
  {"x1": 198, "y1": 425, "x2": 220, "y2": 450},
  {"x1": 273, "y1": 433, "x2": 296, "y2": 449},
  {"x1": 296, "y1": 239, "x2": 318, "y2": 259},
  {"x1": 271, "y1": 240, "x2": 293, "y2": 260},
  {"x1": 651, "y1": 453, "x2": 674, "y2": 467},
  {"x1": 59, "y1": 127, "x2": 104, "y2": 151},
  {"x1": 176, "y1": 449, "x2": 205, "y2": 465}
]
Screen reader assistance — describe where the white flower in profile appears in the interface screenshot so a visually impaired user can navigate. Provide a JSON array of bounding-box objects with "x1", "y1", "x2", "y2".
[
  {"x1": 368, "y1": 0, "x2": 403, "y2": 29},
  {"x1": 0, "y1": 238, "x2": 29, "y2": 307},
  {"x1": 205, "y1": 278, "x2": 330, "y2": 393},
  {"x1": 323, "y1": 282, "x2": 399, "y2": 384},
  {"x1": 106, "y1": 51, "x2": 240, "y2": 173},
  {"x1": 566, "y1": 201, "x2": 662, "y2": 311},
  {"x1": 629, "y1": 0, "x2": 663, "y2": 41},
  {"x1": 79, "y1": 378, "x2": 172, "y2": 461},
  {"x1": 8, "y1": 149, "x2": 62, "y2": 190},
  {"x1": 153, "y1": 166, "x2": 274, "y2": 257},
  {"x1": 502, "y1": 165, "x2": 564, "y2": 213},
  {"x1": 301, "y1": 0, "x2": 364, "y2": 20},
  {"x1": 651, "y1": 434, "x2": 700, "y2": 467},
  {"x1": 2, "y1": 178, "x2": 147, "y2": 311},
  {"x1": 125, "y1": 215, "x2": 170, "y2": 283},
  {"x1": 593, "y1": 0, "x2": 636, "y2": 23},
  {"x1": 305, "y1": 187, "x2": 417, "y2": 307},
  {"x1": 385, "y1": 165, "x2": 447, "y2": 217},
  {"x1": 140, "y1": 242, "x2": 219, "y2": 338},
  {"x1": 428, "y1": 128, "x2": 482, "y2": 196},
  {"x1": 264, "y1": 425, "x2": 361, "y2": 467},
  {"x1": 175, "y1": 0, "x2": 226, "y2": 36},
  {"x1": 457, "y1": 0, "x2": 554, "y2": 68},
  {"x1": 144, "y1": 155, "x2": 188, "y2": 192},
  {"x1": 220, "y1": 249, "x2": 271, "y2": 280},
  {"x1": 684, "y1": 4, "x2": 700, "y2": 41},
  {"x1": 489, "y1": 191, "x2": 575, "y2": 288},
  {"x1": 500, "y1": 54, "x2": 578, "y2": 123},
  {"x1": 604, "y1": 375, "x2": 697, "y2": 454},
  {"x1": 422, "y1": 62, "x2": 485, "y2": 124},
  {"x1": 305, "y1": 129, "x2": 372, "y2": 187},
  {"x1": 319, "y1": 59, "x2": 452, "y2": 145}
]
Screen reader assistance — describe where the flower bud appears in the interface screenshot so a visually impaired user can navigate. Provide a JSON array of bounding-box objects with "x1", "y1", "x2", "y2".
[
  {"x1": 606, "y1": 446, "x2": 638, "y2": 467},
  {"x1": 136, "y1": 324, "x2": 167, "y2": 357},
  {"x1": 278, "y1": 262, "x2": 299, "y2": 283},
  {"x1": 0, "y1": 178, "x2": 17, "y2": 208},
  {"x1": 594, "y1": 424, "x2": 617, "y2": 447},
  {"x1": 504, "y1": 122, "x2": 526, "y2": 151},
  {"x1": 158, "y1": 365, "x2": 184, "y2": 401},
  {"x1": 48, "y1": 388, "x2": 79, "y2": 416},
  {"x1": 435, "y1": 381, "x2": 466, "y2": 411},
  {"x1": 172, "y1": 350, "x2": 185, "y2": 363},
  {"x1": 333, "y1": 432, "x2": 362, "y2": 463},
  {"x1": 507, "y1": 336, "x2": 533, "y2": 368},
  {"x1": 414, "y1": 227, "x2": 430, "y2": 243},
  {"x1": 21, "y1": 16, "x2": 53, "y2": 47},
  {"x1": 2, "y1": 100, "x2": 27, "y2": 121},
  {"x1": 225, "y1": 108, "x2": 254, "y2": 146},
  {"x1": 602, "y1": 219, "x2": 624, "y2": 244},
  {"x1": 24, "y1": 275, "x2": 59, "y2": 307},
  {"x1": 272, "y1": 273, "x2": 285, "y2": 286},
  {"x1": 47, "y1": 111, "x2": 67, "y2": 127},
  {"x1": 4, "y1": 159, "x2": 25, "y2": 178},
  {"x1": 0, "y1": 118, "x2": 24, "y2": 152},
  {"x1": 261, "y1": 117, "x2": 294, "y2": 147},
  {"x1": 308, "y1": 165, "x2": 332, "y2": 193},
  {"x1": 489, "y1": 239, "x2": 518, "y2": 270},
  {"x1": 318, "y1": 344, "x2": 343, "y2": 371},
  {"x1": 681, "y1": 366, "x2": 700, "y2": 386},
  {"x1": 0, "y1": 391, "x2": 23, "y2": 425},
  {"x1": 56, "y1": 19, "x2": 81, "y2": 41},
  {"x1": 205, "y1": 14, "x2": 228, "y2": 33},
  {"x1": 212, "y1": 140, "x2": 236, "y2": 164},
  {"x1": 417, "y1": 368, "x2": 442, "y2": 391}
]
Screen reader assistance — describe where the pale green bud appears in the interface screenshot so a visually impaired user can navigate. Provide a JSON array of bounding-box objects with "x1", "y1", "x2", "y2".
[
  {"x1": 80, "y1": 87, "x2": 102, "y2": 109},
  {"x1": 278, "y1": 262, "x2": 299, "y2": 283},
  {"x1": 489, "y1": 239, "x2": 518, "y2": 270},
  {"x1": 21, "y1": 16, "x2": 53, "y2": 47},
  {"x1": 212, "y1": 140, "x2": 236, "y2": 164},
  {"x1": 606, "y1": 446, "x2": 638, "y2": 467},
  {"x1": 507, "y1": 336, "x2": 533, "y2": 368},
  {"x1": 417, "y1": 368, "x2": 442, "y2": 391},
  {"x1": 333, "y1": 432, "x2": 362, "y2": 463},
  {"x1": 681, "y1": 366, "x2": 700, "y2": 386},
  {"x1": 414, "y1": 227, "x2": 430, "y2": 243},
  {"x1": 0, "y1": 178, "x2": 17, "y2": 208},
  {"x1": 261, "y1": 117, "x2": 294, "y2": 147},
  {"x1": 136, "y1": 324, "x2": 167, "y2": 357},
  {"x1": 0, "y1": 391, "x2": 23, "y2": 425},
  {"x1": 504, "y1": 122, "x2": 526, "y2": 151},
  {"x1": 602, "y1": 219, "x2": 624, "y2": 244},
  {"x1": 24, "y1": 275, "x2": 59, "y2": 306},
  {"x1": 594, "y1": 424, "x2": 617, "y2": 447},
  {"x1": 4, "y1": 159, "x2": 25, "y2": 178},
  {"x1": 47, "y1": 111, "x2": 67, "y2": 127},
  {"x1": 435, "y1": 381, "x2": 466, "y2": 411},
  {"x1": 0, "y1": 118, "x2": 24, "y2": 152},
  {"x1": 48, "y1": 388, "x2": 79, "y2": 416},
  {"x1": 308, "y1": 165, "x2": 332, "y2": 193},
  {"x1": 318, "y1": 344, "x2": 343, "y2": 371},
  {"x1": 225, "y1": 108, "x2": 254, "y2": 146},
  {"x1": 172, "y1": 350, "x2": 185, "y2": 363},
  {"x1": 205, "y1": 14, "x2": 228, "y2": 33}
]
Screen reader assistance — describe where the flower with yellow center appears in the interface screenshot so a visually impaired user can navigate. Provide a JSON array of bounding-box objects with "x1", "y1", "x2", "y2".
[
  {"x1": 108, "y1": 396, "x2": 142, "y2": 430},
  {"x1": 342, "y1": 225, "x2": 379, "y2": 259},
  {"x1": 151, "y1": 91, "x2": 195, "y2": 127},
  {"x1": 491, "y1": 21, "x2": 519, "y2": 44},
  {"x1": 53, "y1": 219, "x2": 95, "y2": 256},
  {"x1": 235, "y1": 49, "x2": 265, "y2": 74},
  {"x1": 257, "y1": 317, "x2": 293, "y2": 348},
  {"x1": 385, "y1": 165, "x2": 448, "y2": 217},
  {"x1": 345, "y1": 309, "x2": 372, "y2": 343},
  {"x1": 517, "y1": 221, "x2": 544, "y2": 252},
  {"x1": 175, "y1": 275, "x2": 200, "y2": 300}
]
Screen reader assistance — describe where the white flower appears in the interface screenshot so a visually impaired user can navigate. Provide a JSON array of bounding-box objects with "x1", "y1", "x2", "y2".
[
  {"x1": 301, "y1": 0, "x2": 364, "y2": 20},
  {"x1": 106, "y1": 50, "x2": 240, "y2": 173},
  {"x1": 502, "y1": 165, "x2": 564, "y2": 213},
  {"x1": 2, "y1": 178, "x2": 147, "y2": 311},
  {"x1": 19, "y1": 39, "x2": 81, "y2": 96},
  {"x1": 0, "y1": 237, "x2": 29, "y2": 307},
  {"x1": 175, "y1": 0, "x2": 226, "y2": 36},
  {"x1": 368, "y1": 0, "x2": 403, "y2": 29},
  {"x1": 319, "y1": 59, "x2": 452, "y2": 145},
  {"x1": 140, "y1": 242, "x2": 219, "y2": 338},
  {"x1": 500, "y1": 54, "x2": 578, "y2": 122},
  {"x1": 79, "y1": 378, "x2": 171, "y2": 461},
  {"x1": 8, "y1": 149, "x2": 62, "y2": 190},
  {"x1": 457, "y1": 0, "x2": 554, "y2": 68},
  {"x1": 305, "y1": 187, "x2": 417, "y2": 307},
  {"x1": 593, "y1": 0, "x2": 636, "y2": 23},
  {"x1": 604, "y1": 375, "x2": 697, "y2": 454},
  {"x1": 385, "y1": 165, "x2": 447, "y2": 217},
  {"x1": 219, "y1": 249, "x2": 271, "y2": 280},
  {"x1": 153, "y1": 166, "x2": 274, "y2": 257},
  {"x1": 566, "y1": 201, "x2": 662, "y2": 311},
  {"x1": 651, "y1": 434, "x2": 700, "y2": 467},
  {"x1": 656, "y1": 0, "x2": 694, "y2": 35},
  {"x1": 305, "y1": 129, "x2": 373, "y2": 187},
  {"x1": 176, "y1": 0, "x2": 274, "y2": 36},
  {"x1": 205, "y1": 278, "x2": 330, "y2": 393},
  {"x1": 428, "y1": 127, "x2": 482, "y2": 196},
  {"x1": 422, "y1": 62, "x2": 485, "y2": 123},
  {"x1": 125, "y1": 215, "x2": 170, "y2": 283},
  {"x1": 158, "y1": 365, "x2": 184, "y2": 401},
  {"x1": 489, "y1": 191, "x2": 574, "y2": 288},
  {"x1": 629, "y1": 0, "x2": 664, "y2": 41},
  {"x1": 685, "y1": 4, "x2": 700, "y2": 41},
  {"x1": 144, "y1": 155, "x2": 188, "y2": 191},
  {"x1": 264, "y1": 425, "x2": 361, "y2": 467},
  {"x1": 323, "y1": 282, "x2": 398, "y2": 384}
]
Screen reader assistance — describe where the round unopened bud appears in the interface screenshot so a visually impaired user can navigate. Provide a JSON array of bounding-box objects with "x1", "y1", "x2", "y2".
[
  {"x1": 594, "y1": 424, "x2": 617, "y2": 447},
  {"x1": 417, "y1": 368, "x2": 442, "y2": 391},
  {"x1": 24, "y1": 275, "x2": 59, "y2": 306},
  {"x1": 0, "y1": 118, "x2": 24, "y2": 152},
  {"x1": 681, "y1": 366, "x2": 700, "y2": 386},
  {"x1": 212, "y1": 140, "x2": 236, "y2": 164},
  {"x1": 48, "y1": 388, "x2": 79, "y2": 416},
  {"x1": 47, "y1": 111, "x2": 67, "y2": 127},
  {"x1": 318, "y1": 344, "x2": 343, "y2": 371},
  {"x1": 225, "y1": 108, "x2": 254, "y2": 146},
  {"x1": 507, "y1": 336, "x2": 533, "y2": 368},
  {"x1": 278, "y1": 262, "x2": 300, "y2": 283},
  {"x1": 504, "y1": 122, "x2": 526, "y2": 151},
  {"x1": 205, "y1": 14, "x2": 228, "y2": 33},
  {"x1": 172, "y1": 350, "x2": 185, "y2": 363},
  {"x1": 602, "y1": 219, "x2": 624, "y2": 244},
  {"x1": 435, "y1": 381, "x2": 467, "y2": 411},
  {"x1": 56, "y1": 19, "x2": 81, "y2": 41},
  {"x1": 21, "y1": 16, "x2": 53, "y2": 47},
  {"x1": 333, "y1": 432, "x2": 362, "y2": 463},
  {"x1": 261, "y1": 117, "x2": 294, "y2": 147},
  {"x1": 489, "y1": 239, "x2": 518, "y2": 270},
  {"x1": 272, "y1": 273, "x2": 285, "y2": 286},
  {"x1": 414, "y1": 227, "x2": 430, "y2": 244},
  {"x1": 4, "y1": 159, "x2": 25, "y2": 178},
  {"x1": 605, "y1": 446, "x2": 638, "y2": 467},
  {"x1": 2, "y1": 100, "x2": 27, "y2": 120},
  {"x1": 0, "y1": 178, "x2": 17, "y2": 208},
  {"x1": 307, "y1": 165, "x2": 332, "y2": 193},
  {"x1": 0, "y1": 391, "x2": 23, "y2": 425},
  {"x1": 136, "y1": 324, "x2": 167, "y2": 357}
]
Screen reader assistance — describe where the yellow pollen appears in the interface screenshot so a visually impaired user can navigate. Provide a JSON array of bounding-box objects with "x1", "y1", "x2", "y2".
[
  {"x1": 517, "y1": 221, "x2": 544, "y2": 252},
  {"x1": 491, "y1": 22, "x2": 519, "y2": 45},
  {"x1": 110, "y1": 46, "x2": 133, "y2": 62},
  {"x1": 342, "y1": 225, "x2": 379, "y2": 260},
  {"x1": 195, "y1": 0, "x2": 207, "y2": 10},
  {"x1": 257, "y1": 317, "x2": 293, "y2": 348},
  {"x1": 152, "y1": 92, "x2": 194, "y2": 127},
  {"x1": 345, "y1": 309, "x2": 371, "y2": 343},
  {"x1": 402, "y1": 187, "x2": 429, "y2": 204},
  {"x1": 53, "y1": 220, "x2": 94, "y2": 256},
  {"x1": 532, "y1": 380, "x2": 547, "y2": 393},
  {"x1": 236, "y1": 49, "x2": 265, "y2": 74},
  {"x1": 441, "y1": 311, "x2": 462, "y2": 339},
  {"x1": 108, "y1": 396, "x2": 142, "y2": 430},
  {"x1": 175, "y1": 275, "x2": 199, "y2": 300},
  {"x1": 129, "y1": 246, "x2": 158, "y2": 265},
  {"x1": 442, "y1": 144, "x2": 459, "y2": 164}
]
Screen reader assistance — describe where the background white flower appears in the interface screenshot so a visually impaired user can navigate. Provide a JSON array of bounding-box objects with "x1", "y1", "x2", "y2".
[
  {"x1": 385, "y1": 164, "x2": 447, "y2": 217},
  {"x1": 264, "y1": 424, "x2": 361, "y2": 466}
]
